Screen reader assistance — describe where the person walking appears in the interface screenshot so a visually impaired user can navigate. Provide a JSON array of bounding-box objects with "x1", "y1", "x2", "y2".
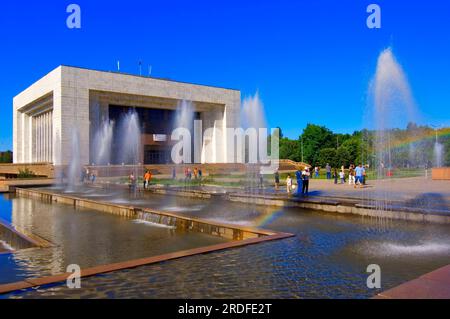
[
  {"x1": 355, "y1": 164, "x2": 365, "y2": 188},
  {"x1": 198, "y1": 168, "x2": 203, "y2": 185},
  {"x1": 348, "y1": 165, "x2": 355, "y2": 185},
  {"x1": 129, "y1": 172, "x2": 137, "y2": 195},
  {"x1": 84, "y1": 167, "x2": 90, "y2": 183},
  {"x1": 333, "y1": 168, "x2": 338, "y2": 184},
  {"x1": 142, "y1": 171, "x2": 147, "y2": 189},
  {"x1": 339, "y1": 170, "x2": 345, "y2": 184},
  {"x1": 295, "y1": 169, "x2": 303, "y2": 196},
  {"x1": 274, "y1": 170, "x2": 280, "y2": 190},
  {"x1": 193, "y1": 168, "x2": 198, "y2": 180},
  {"x1": 362, "y1": 165, "x2": 367, "y2": 185},
  {"x1": 90, "y1": 169, "x2": 97, "y2": 184},
  {"x1": 341, "y1": 166, "x2": 346, "y2": 183},
  {"x1": 172, "y1": 167, "x2": 177, "y2": 180},
  {"x1": 302, "y1": 168, "x2": 310, "y2": 195},
  {"x1": 144, "y1": 170, "x2": 152, "y2": 189},
  {"x1": 314, "y1": 166, "x2": 319, "y2": 178},
  {"x1": 286, "y1": 174, "x2": 293, "y2": 195},
  {"x1": 326, "y1": 164, "x2": 332, "y2": 180}
]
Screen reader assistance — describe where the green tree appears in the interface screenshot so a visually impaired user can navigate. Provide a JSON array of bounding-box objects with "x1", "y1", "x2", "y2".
[
  {"x1": 0, "y1": 151, "x2": 13, "y2": 163},
  {"x1": 341, "y1": 138, "x2": 361, "y2": 164},
  {"x1": 300, "y1": 124, "x2": 334, "y2": 165},
  {"x1": 279, "y1": 138, "x2": 301, "y2": 162},
  {"x1": 335, "y1": 146, "x2": 351, "y2": 168},
  {"x1": 317, "y1": 148, "x2": 337, "y2": 167}
]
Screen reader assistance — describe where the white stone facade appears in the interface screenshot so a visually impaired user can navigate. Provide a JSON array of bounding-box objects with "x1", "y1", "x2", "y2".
[{"x1": 13, "y1": 66, "x2": 241, "y2": 165}]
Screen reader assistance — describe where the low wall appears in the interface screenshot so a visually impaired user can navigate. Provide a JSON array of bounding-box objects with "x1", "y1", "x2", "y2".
[
  {"x1": 227, "y1": 193, "x2": 450, "y2": 225},
  {"x1": 16, "y1": 188, "x2": 136, "y2": 218},
  {"x1": 0, "y1": 178, "x2": 56, "y2": 193},
  {"x1": 0, "y1": 163, "x2": 54, "y2": 178},
  {"x1": 0, "y1": 220, "x2": 38, "y2": 250},
  {"x1": 432, "y1": 168, "x2": 450, "y2": 180},
  {"x1": 148, "y1": 187, "x2": 216, "y2": 199},
  {"x1": 15, "y1": 188, "x2": 273, "y2": 240}
]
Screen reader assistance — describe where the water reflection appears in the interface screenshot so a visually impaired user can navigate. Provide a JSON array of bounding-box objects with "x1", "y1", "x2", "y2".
[{"x1": 0, "y1": 196, "x2": 228, "y2": 285}]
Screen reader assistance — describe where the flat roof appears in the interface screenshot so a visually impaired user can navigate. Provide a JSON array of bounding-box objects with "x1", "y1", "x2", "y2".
[{"x1": 60, "y1": 65, "x2": 240, "y2": 92}]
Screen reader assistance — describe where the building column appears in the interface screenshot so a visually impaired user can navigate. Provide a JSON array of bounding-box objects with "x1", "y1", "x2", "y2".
[
  {"x1": 44, "y1": 112, "x2": 48, "y2": 162},
  {"x1": 28, "y1": 116, "x2": 32, "y2": 162},
  {"x1": 49, "y1": 111, "x2": 53, "y2": 163},
  {"x1": 21, "y1": 113, "x2": 25, "y2": 163},
  {"x1": 38, "y1": 114, "x2": 41, "y2": 163},
  {"x1": 34, "y1": 117, "x2": 42, "y2": 162}
]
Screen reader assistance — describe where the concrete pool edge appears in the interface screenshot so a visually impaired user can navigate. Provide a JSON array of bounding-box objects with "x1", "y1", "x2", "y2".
[
  {"x1": 9, "y1": 183, "x2": 450, "y2": 224},
  {"x1": 14, "y1": 188, "x2": 277, "y2": 240},
  {"x1": 0, "y1": 219, "x2": 53, "y2": 250},
  {"x1": 144, "y1": 184, "x2": 450, "y2": 224},
  {"x1": 0, "y1": 232, "x2": 294, "y2": 295},
  {"x1": 226, "y1": 193, "x2": 450, "y2": 224},
  {"x1": 375, "y1": 264, "x2": 450, "y2": 299}
]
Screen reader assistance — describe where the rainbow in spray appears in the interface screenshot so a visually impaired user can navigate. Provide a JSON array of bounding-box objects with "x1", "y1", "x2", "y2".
[{"x1": 389, "y1": 127, "x2": 450, "y2": 151}]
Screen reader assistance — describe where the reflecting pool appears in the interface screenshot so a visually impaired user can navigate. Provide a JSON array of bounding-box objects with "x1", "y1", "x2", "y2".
[{"x1": 1, "y1": 187, "x2": 450, "y2": 299}]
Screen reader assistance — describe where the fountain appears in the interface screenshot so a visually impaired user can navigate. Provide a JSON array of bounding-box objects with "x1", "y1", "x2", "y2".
[
  {"x1": 110, "y1": 109, "x2": 143, "y2": 192},
  {"x1": 174, "y1": 100, "x2": 195, "y2": 133},
  {"x1": 434, "y1": 133, "x2": 444, "y2": 168},
  {"x1": 240, "y1": 92, "x2": 269, "y2": 195},
  {"x1": 371, "y1": 48, "x2": 419, "y2": 175},
  {"x1": 241, "y1": 92, "x2": 267, "y2": 133},
  {"x1": 92, "y1": 119, "x2": 114, "y2": 166},
  {"x1": 173, "y1": 100, "x2": 195, "y2": 187},
  {"x1": 367, "y1": 47, "x2": 423, "y2": 215},
  {"x1": 116, "y1": 110, "x2": 142, "y2": 166},
  {"x1": 66, "y1": 127, "x2": 82, "y2": 191}
]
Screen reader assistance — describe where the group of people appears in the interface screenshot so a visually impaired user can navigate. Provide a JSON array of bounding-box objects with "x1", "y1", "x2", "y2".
[
  {"x1": 273, "y1": 162, "x2": 367, "y2": 196},
  {"x1": 314, "y1": 163, "x2": 368, "y2": 188},
  {"x1": 276, "y1": 167, "x2": 311, "y2": 196},
  {"x1": 127, "y1": 170, "x2": 152, "y2": 194},
  {"x1": 82, "y1": 167, "x2": 97, "y2": 183},
  {"x1": 183, "y1": 167, "x2": 203, "y2": 182},
  {"x1": 331, "y1": 164, "x2": 366, "y2": 188}
]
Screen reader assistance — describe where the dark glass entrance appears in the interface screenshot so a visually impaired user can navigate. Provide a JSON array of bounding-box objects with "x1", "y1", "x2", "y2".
[{"x1": 144, "y1": 146, "x2": 172, "y2": 164}]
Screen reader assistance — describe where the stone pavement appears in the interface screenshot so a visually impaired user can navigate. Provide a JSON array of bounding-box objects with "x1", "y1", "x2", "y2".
[
  {"x1": 301, "y1": 176, "x2": 450, "y2": 209},
  {"x1": 376, "y1": 264, "x2": 450, "y2": 299},
  {"x1": 229, "y1": 176, "x2": 450, "y2": 212}
]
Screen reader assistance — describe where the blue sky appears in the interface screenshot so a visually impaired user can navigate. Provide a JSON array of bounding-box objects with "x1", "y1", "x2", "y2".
[{"x1": 0, "y1": 0, "x2": 449, "y2": 150}]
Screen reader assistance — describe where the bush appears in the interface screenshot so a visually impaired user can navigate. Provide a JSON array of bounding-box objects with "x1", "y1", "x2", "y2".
[{"x1": 17, "y1": 168, "x2": 37, "y2": 179}]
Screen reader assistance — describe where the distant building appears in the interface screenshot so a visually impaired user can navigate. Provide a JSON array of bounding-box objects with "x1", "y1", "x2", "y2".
[{"x1": 13, "y1": 66, "x2": 240, "y2": 165}]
